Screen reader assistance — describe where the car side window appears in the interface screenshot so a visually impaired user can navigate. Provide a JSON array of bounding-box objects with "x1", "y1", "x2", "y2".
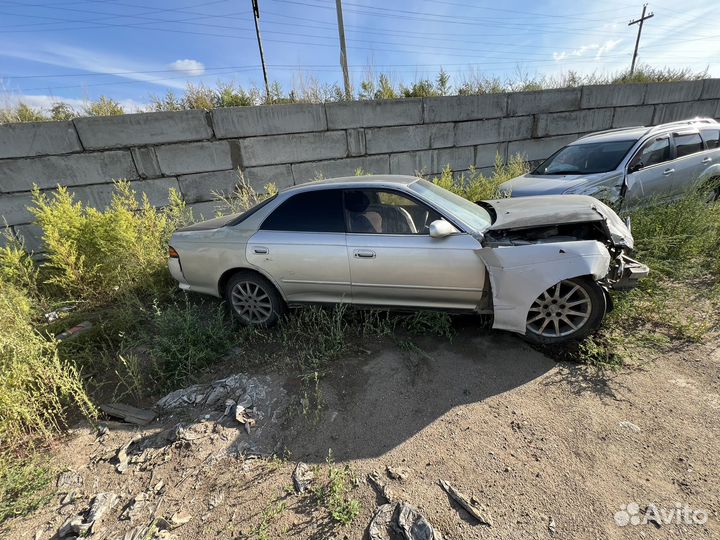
[
  {"x1": 344, "y1": 189, "x2": 442, "y2": 235},
  {"x1": 629, "y1": 137, "x2": 670, "y2": 171},
  {"x1": 674, "y1": 133, "x2": 703, "y2": 158},
  {"x1": 261, "y1": 189, "x2": 345, "y2": 232},
  {"x1": 700, "y1": 129, "x2": 720, "y2": 149}
]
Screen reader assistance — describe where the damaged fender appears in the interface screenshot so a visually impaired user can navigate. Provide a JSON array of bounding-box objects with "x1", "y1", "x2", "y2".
[{"x1": 477, "y1": 240, "x2": 611, "y2": 334}]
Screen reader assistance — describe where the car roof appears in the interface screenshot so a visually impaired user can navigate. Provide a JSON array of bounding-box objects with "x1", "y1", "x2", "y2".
[
  {"x1": 281, "y1": 174, "x2": 421, "y2": 193},
  {"x1": 569, "y1": 117, "x2": 720, "y2": 145}
]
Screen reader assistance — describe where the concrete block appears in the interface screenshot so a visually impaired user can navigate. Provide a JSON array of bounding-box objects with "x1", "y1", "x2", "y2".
[
  {"x1": 389, "y1": 147, "x2": 473, "y2": 176},
  {"x1": 0, "y1": 121, "x2": 82, "y2": 159},
  {"x1": 326, "y1": 99, "x2": 422, "y2": 129},
  {"x1": 74, "y1": 110, "x2": 213, "y2": 150},
  {"x1": 612, "y1": 105, "x2": 655, "y2": 128},
  {"x1": 0, "y1": 150, "x2": 138, "y2": 192},
  {"x1": 347, "y1": 129, "x2": 366, "y2": 156},
  {"x1": 66, "y1": 177, "x2": 180, "y2": 209},
  {"x1": 245, "y1": 164, "x2": 294, "y2": 191},
  {"x1": 155, "y1": 141, "x2": 233, "y2": 175},
  {"x1": 14, "y1": 223, "x2": 44, "y2": 253},
  {"x1": 653, "y1": 100, "x2": 720, "y2": 124},
  {"x1": 292, "y1": 155, "x2": 390, "y2": 183},
  {"x1": 508, "y1": 135, "x2": 578, "y2": 162},
  {"x1": 644, "y1": 80, "x2": 704, "y2": 104},
  {"x1": 581, "y1": 83, "x2": 646, "y2": 109},
  {"x1": 365, "y1": 123, "x2": 454, "y2": 154},
  {"x1": 423, "y1": 94, "x2": 507, "y2": 123},
  {"x1": 0, "y1": 192, "x2": 35, "y2": 226},
  {"x1": 534, "y1": 108, "x2": 613, "y2": 137},
  {"x1": 508, "y1": 88, "x2": 580, "y2": 116},
  {"x1": 700, "y1": 79, "x2": 720, "y2": 100},
  {"x1": 131, "y1": 147, "x2": 162, "y2": 179},
  {"x1": 178, "y1": 169, "x2": 240, "y2": 203},
  {"x1": 455, "y1": 116, "x2": 533, "y2": 146},
  {"x1": 211, "y1": 103, "x2": 327, "y2": 138},
  {"x1": 189, "y1": 200, "x2": 226, "y2": 221},
  {"x1": 474, "y1": 143, "x2": 507, "y2": 168},
  {"x1": 239, "y1": 131, "x2": 347, "y2": 167}
]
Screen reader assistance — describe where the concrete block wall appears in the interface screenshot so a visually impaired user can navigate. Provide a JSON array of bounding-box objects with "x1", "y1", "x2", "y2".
[{"x1": 2, "y1": 79, "x2": 720, "y2": 251}]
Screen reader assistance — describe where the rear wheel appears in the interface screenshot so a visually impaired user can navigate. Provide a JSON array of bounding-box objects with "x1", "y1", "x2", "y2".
[
  {"x1": 225, "y1": 272, "x2": 285, "y2": 327},
  {"x1": 523, "y1": 277, "x2": 606, "y2": 344}
]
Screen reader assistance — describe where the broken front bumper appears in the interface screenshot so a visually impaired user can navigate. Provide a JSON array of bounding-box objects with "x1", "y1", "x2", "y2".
[{"x1": 609, "y1": 253, "x2": 650, "y2": 291}]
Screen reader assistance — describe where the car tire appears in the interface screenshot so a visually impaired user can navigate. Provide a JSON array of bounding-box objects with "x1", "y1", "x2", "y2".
[
  {"x1": 523, "y1": 277, "x2": 606, "y2": 345},
  {"x1": 225, "y1": 271, "x2": 285, "y2": 327}
]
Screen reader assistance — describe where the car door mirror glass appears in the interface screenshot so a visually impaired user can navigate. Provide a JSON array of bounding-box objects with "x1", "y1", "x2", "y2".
[{"x1": 429, "y1": 220, "x2": 457, "y2": 238}]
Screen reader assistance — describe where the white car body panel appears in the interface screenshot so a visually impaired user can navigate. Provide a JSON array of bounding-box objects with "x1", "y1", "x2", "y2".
[{"x1": 478, "y1": 241, "x2": 611, "y2": 332}]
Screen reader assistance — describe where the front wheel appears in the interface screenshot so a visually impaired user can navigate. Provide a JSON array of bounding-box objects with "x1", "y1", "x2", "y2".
[
  {"x1": 225, "y1": 272, "x2": 285, "y2": 327},
  {"x1": 523, "y1": 277, "x2": 606, "y2": 344}
]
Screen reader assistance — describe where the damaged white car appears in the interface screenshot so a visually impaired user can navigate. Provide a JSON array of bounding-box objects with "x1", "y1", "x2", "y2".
[{"x1": 168, "y1": 175, "x2": 648, "y2": 344}]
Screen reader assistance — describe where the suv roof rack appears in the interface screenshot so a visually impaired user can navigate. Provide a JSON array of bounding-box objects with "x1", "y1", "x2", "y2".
[
  {"x1": 576, "y1": 126, "x2": 644, "y2": 140},
  {"x1": 644, "y1": 117, "x2": 717, "y2": 136}
]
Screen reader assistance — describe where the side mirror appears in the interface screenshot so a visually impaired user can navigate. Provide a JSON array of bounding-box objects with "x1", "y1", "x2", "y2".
[{"x1": 429, "y1": 220, "x2": 457, "y2": 238}]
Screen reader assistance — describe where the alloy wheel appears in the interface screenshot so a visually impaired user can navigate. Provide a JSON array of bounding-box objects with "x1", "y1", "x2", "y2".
[
  {"x1": 526, "y1": 280, "x2": 593, "y2": 338},
  {"x1": 230, "y1": 281, "x2": 273, "y2": 324}
]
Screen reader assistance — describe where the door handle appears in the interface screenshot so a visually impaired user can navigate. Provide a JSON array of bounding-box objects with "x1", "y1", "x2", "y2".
[
  {"x1": 663, "y1": 168, "x2": 675, "y2": 176},
  {"x1": 253, "y1": 246, "x2": 269, "y2": 254},
  {"x1": 702, "y1": 157, "x2": 712, "y2": 164},
  {"x1": 354, "y1": 249, "x2": 376, "y2": 259}
]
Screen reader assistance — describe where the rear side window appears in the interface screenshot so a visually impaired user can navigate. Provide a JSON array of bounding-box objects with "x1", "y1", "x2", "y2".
[
  {"x1": 261, "y1": 189, "x2": 345, "y2": 232},
  {"x1": 700, "y1": 129, "x2": 720, "y2": 149},
  {"x1": 674, "y1": 133, "x2": 703, "y2": 158}
]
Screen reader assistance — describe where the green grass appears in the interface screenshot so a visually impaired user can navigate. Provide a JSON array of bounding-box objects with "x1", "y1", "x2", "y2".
[
  {"x1": 312, "y1": 451, "x2": 361, "y2": 526},
  {"x1": 0, "y1": 456, "x2": 53, "y2": 523}
]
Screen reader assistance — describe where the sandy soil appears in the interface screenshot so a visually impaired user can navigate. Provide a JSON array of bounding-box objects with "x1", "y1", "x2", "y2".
[{"x1": 4, "y1": 329, "x2": 719, "y2": 540}]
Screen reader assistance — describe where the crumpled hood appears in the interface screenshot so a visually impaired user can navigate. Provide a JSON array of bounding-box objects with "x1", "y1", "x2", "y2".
[{"x1": 483, "y1": 194, "x2": 634, "y2": 249}]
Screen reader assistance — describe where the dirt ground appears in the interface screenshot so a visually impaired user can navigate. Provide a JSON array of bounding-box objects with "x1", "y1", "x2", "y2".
[{"x1": 4, "y1": 328, "x2": 720, "y2": 540}]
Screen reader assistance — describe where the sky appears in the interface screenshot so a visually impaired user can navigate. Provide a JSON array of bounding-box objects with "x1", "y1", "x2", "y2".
[{"x1": 0, "y1": 0, "x2": 718, "y2": 112}]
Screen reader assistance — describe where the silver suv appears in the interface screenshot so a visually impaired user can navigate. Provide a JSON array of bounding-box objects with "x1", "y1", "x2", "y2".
[{"x1": 501, "y1": 118, "x2": 720, "y2": 206}]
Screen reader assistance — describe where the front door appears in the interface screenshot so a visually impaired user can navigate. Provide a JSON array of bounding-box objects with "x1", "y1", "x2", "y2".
[
  {"x1": 343, "y1": 188, "x2": 485, "y2": 310},
  {"x1": 624, "y1": 135, "x2": 673, "y2": 206},
  {"x1": 246, "y1": 188, "x2": 351, "y2": 304}
]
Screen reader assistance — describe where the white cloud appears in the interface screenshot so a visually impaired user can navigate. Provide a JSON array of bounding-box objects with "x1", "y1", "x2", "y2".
[
  {"x1": 169, "y1": 59, "x2": 205, "y2": 76},
  {"x1": 1, "y1": 93, "x2": 147, "y2": 113},
  {"x1": 553, "y1": 40, "x2": 623, "y2": 62}
]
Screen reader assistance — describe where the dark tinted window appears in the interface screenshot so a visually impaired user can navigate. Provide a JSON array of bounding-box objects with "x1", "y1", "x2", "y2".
[
  {"x1": 261, "y1": 189, "x2": 345, "y2": 232},
  {"x1": 533, "y1": 140, "x2": 636, "y2": 175},
  {"x1": 700, "y1": 128, "x2": 720, "y2": 149},
  {"x1": 629, "y1": 137, "x2": 670, "y2": 171},
  {"x1": 674, "y1": 133, "x2": 703, "y2": 158}
]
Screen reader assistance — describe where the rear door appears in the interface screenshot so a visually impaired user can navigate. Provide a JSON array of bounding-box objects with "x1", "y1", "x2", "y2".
[
  {"x1": 246, "y1": 189, "x2": 351, "y2": 304},
  {"x1": 668, "y1": 130, "x2": 705, "y2": 198},
  {"x1": 343, "y1": 188, "x2": 485, "y2": 310}
]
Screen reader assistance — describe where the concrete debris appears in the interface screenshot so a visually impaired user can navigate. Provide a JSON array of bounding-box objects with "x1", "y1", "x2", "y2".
[
  {"x1": 123, "y1": 525, "x2": 149, "y2": 540},
  {"x1": 56, "y1": 320, "x2": 93, "y2": 340},
  {"x1": 58, "y1": 492, "x2": 118, "y2": 538},
  {"x1": 367, "y1": 472, "x2": 396, "y2": 504},
  {"x1": 386, "y1": 465, "x2": 410, "y2": 481},
  {"x1": 60, "y1": 491, "x2": 77, "y2": 506},
  {"x1": 368, "y1": 502, "x2": 442, "y2": 540},
  {"x1": 120, "y1": 493, "x2": 147, "y2": 521},
  {"x1": 56, "y1": 471, "x2": 83, "y2": 492},
  {"x1": 156, "y1": 374, "x2": 268, "y2": 411},
  {"x1": 619, "y1": 420, "x2": 641, "y2": 433},
  {"x1": 154, "y1": 480, "x2": 165, "y2": 493},
  {"x1": 116, "y1": 438, "x2": 134, "y2": 474},
  {"x1": 170, "y1": 511, "x2": 192, "y2": 527},
  {"x1": 292, "y1": 462, "x2": 314, "y2": 493},
  {"x1": 208, "y1": 491, "x2": 225, "y2": 510},
  {"x1": 438, "y1": 480, "x2": 491, "y2": 526},
  {"x1": 100, "y1": 403, "x2": 156, "y2": 425}
]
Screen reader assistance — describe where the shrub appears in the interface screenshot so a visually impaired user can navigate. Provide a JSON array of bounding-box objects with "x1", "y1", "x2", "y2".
[
  {"x1": 0, "y1": 456, "x2": 52, "y2": 523},
  {"x1": 431, "y1": 153, "x2": 529, "y2": 201},
  {"x1": 83, "y1": 96, "x2": 124, "y2": 116},
  {"x1": 29, "y1": 182, "x2": 189, "y2": 304}
]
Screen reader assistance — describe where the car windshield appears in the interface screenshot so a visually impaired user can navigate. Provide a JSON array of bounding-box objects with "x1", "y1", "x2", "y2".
[
  {"x1": 409, "y1": 179, "x2": 493, "y2": 232},
  {"x1": 533, "y1": 140, "x2": 637, "y2": 176}
]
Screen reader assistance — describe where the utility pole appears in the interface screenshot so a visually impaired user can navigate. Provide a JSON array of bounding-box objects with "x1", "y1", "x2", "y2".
[
  {"x1": 335, "y1": 0, "x2": 352, "y2": 100},
  {"x1": 628, "y1": 3, "x2": 654, "y2": 75},
  {"x1": 251, "y1": 0, "x2": 270, "y2": 101}
]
